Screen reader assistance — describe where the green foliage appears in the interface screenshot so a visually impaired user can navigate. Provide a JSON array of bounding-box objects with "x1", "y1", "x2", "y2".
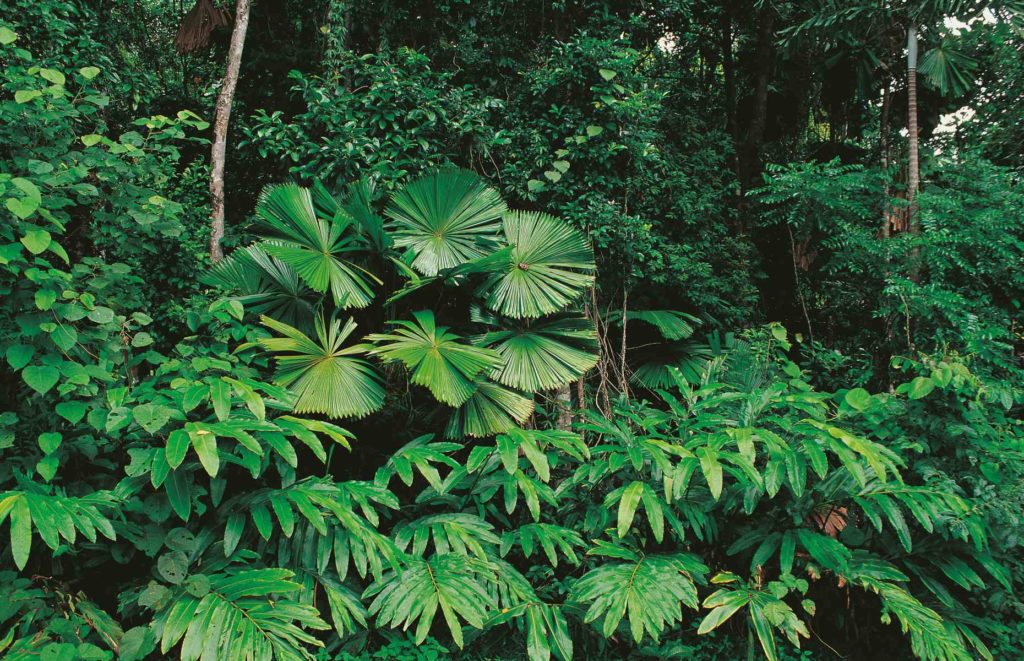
[
  {"x1": 3, "y1": 2, "x2": 1024, "y2": 661},
  {"x1": 226, "y1": 169, "x2": 597, "y2": 439}
]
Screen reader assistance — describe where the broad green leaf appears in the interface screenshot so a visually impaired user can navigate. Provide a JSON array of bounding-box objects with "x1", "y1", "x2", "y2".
[
  {"x1": 10, "y1": 497, "x2": 31, "y2": 569},
  {"x1": 20, "y1": 229, "x2": 50, "y2": 252},
  {"x1": 844, "y1": 388, "x2": 872, "y2": 411},
  {"x1": 166, "y1": 429, "x2": 190, "y2": 469},
  {"x1": 55, "y1": 401, "x2": 87, "y2": 423},
  {"x1": 23, "y1": 365, "x2": 60, "y2": 394},
  {"x1": 189, "y1": 429, "x2": 219, "y2": 477}
]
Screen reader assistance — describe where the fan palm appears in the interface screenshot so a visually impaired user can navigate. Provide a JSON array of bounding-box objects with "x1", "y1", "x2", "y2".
[
  {"x1": 313, "y1": 178, "x2": 392, "y2": 256},
  {"x1": 478, "y1": 314, "x2": 598, "y2": 391},
  {"x1": 368, "y1": 310, "x2": 502, "y2": 407},
  {"x1": 385, "y1": 169, "x2": 507, "y2": 276},
  {"x1": 482, "y1": 211, "x2": 595, "y2": 319},
  {"x1": 201, "y1": 244, "x2": 319, "y2": 330},
  {"x1": 258, "y1": 314, "x2": 385, "y2": 419},
  {"x1": 445, "y1": 378, "x2": 535, "y2": 439},
  {"x1": 257, "y1": 183, "x2": 380, "y2": 308}
]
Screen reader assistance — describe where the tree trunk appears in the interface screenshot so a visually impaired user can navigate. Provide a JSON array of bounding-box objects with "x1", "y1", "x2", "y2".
[
  {"x1": 880, "y1": 78, "x2": 892, "y2": 238},
  {"x1": 719, "y1": 5, "x2": 742, "y2": 219},
  {"x1": 209, "y1": 0, "x2": 252, "y2": 263},
  {"x1": 747, "y1": 5, "x2": 775, "y2": 160},
  {"x1": 736, "y1": 4, "x2": 776, "y2": 230},
  {"x1": 906, "y1": 24, "x2": 919, "y2": 232},
  {"x1": 554, "y1": 384, "x2": 573, "y2": 430}
]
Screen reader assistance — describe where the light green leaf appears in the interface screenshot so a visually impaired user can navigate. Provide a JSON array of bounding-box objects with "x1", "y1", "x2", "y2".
[
  {"x1": 617, "y1": 481, "x2": 644, "y2": 538},
  {"x1": 189, "y1": 429, "x2": 219, "y2": 477},
  {"x1": 23, "y1": 365, "x2": 60, "y2": 394}
]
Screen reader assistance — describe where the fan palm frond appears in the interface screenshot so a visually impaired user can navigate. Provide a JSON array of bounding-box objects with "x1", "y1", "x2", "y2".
[
  {"x1": 386, "y1": 169, "x2": 507, "y2": 276},
  {"x1": 610, "y1": 309, "x2": 700, "y2": 341},
  {"x1": 202, "y1": 244, "x2": 319, "y2": 329},
  {"x1": 445, "y1": 379, "x2": 535, "y2": 439},
  {"x1": 258, "y1": 314, "x2": 385, "y2": 419},
  {"x1": 368, "y1": 310, "x2": 501, "y2": 407},
  {"x1": 483, "y1": 211, "x2": 595, "y2": 319},
  {"x1": 479, "y1": 314, "x2": 598, "y2": 391},
  {"x1": 257, "y1": 183, "x2": 380, "y2": 309}
]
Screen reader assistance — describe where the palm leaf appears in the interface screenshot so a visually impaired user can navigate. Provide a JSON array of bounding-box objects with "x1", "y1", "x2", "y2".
[
  {"x1": 385, "y1": 169, "x2": 507, "y2": 276},
  {"x1": 445, "y1": 379, "x2": 535, "y2": 439},
  {"x1": 919, "y1": 45, "x2": 976, "y2": 97},
  {"x1": 258, "y1": 314, "x2": 385, "y2": 419},
  {"x1": 482, "y1": 211, "x2": 595, "y2": 319},
  {"x1": 610, "y1": 309, "x2": 700, "y2": 341},
  {"x1": 478, "y1": 314, "x2": 598, "y2": 391},
  {"x1": 570, "y1": 543, "x2": 708, "y2": 643},
  {"x1": 631, "y1": 340, "x2": 712, "y2": 389},
  {"x1": 257, "y1": 183, "x2": 380, "y2": 308},
  {"x1": 312, "y1": 178, "x2": 391, "y2": 255},
  {"x1": 367, "y1": 310, "x2": 501, "y2": 406},
  {"x1": 202, "y1": 244, "x2": 319, "y2": 330}
]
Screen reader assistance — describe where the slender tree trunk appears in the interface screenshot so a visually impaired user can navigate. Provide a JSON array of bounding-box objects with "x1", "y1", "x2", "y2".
[
  {"x1": 906, "y1": 24, "x2": 919, "y2": 231},
  {"x1": 209, "y1": 0, "x2": 252, "y2": 263},
  {"x1": 737, "y1": 4, "x2": 776, "y2": 231},
  {"x1": 747, "y1": 5, "x2": 775, "y2": 158},
  {"x1": 555, "y1": 384, "x2": 573, "y2": 430},
  {"x1": 618, "y1": 287, "x2": 630, "y2": 401},
  {"x1": 880, "y1": 78, "x2": 892, "y2": 238},
  {"x1": 719, "y1": 6, "x2": 742, "y2": 216}
]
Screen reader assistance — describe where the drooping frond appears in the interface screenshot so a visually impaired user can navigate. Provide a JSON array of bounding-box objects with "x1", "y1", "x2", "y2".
[
  {"x1": 154, "y1": 568, "x2": 329, "y2": 660},
  {"x1": 368, "y1": 310, "x2": 502, "y2": 407},
  {"x1": 258, "y1": 314, "x2": 385, "y2": 419},
  {"x1": 445, "y1": 379, "x2": 535, "y2": 438},
  {"x1": 570, "y1": 542, "x2": 708, "y2": 643},
  {"x1": 479, "y1": 314, "x2": 598, "y2": 391},
  {"x1": 364, "y1": 554, "x2": 494, "y2": 649},
  {"x1": 201, "y1": 244, "x2": 318, "y2": 330}
]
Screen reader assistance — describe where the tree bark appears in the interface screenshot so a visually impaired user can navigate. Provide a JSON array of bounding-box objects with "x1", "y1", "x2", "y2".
[
  {"x1": 880, "y1": 77, "x2": 892, "y2": 238},
  {"x1": 736, "y1": 4, "x2": 776, "y2": 230},
  {"x1": 906, "y1": 24, "x2": 919, "y2": 232},
  {"x1": 209, "y1": 0, "x2": 252, "y2": 263},
  {"x1": 746, "y1": 5, "x2": 776, "y2": 166},
  {"x1": 554, "y1": 384, "x2": 573, "y2": 430}
]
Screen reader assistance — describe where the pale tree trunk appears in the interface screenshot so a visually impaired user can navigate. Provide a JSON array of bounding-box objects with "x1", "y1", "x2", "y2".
[
  {"x1": 554, "y1": 384, "x2": 573, "y2": 430},
  {"x1": 906, "y1": 24, "x2": 919, "y2": 231},
  {"x1": 209, "y1": 0, "x2": 252, "y2": 262},
  {"x1": 880, "y1": 77, "x2": 892, "y2": 238}
]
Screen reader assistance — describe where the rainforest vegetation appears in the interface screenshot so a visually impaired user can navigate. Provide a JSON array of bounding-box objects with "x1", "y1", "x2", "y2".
[{"x1": 1, "y1": 1, "x2": 1023, "y2": 659}]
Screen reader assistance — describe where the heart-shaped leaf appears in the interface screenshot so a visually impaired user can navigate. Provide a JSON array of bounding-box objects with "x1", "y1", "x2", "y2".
[
  {"x1": 6, "y1": 344, "x2": 34, "y2": 370},
  {"x1": 23, "y1": 365, "x2": 60, "y2": 394},
  {"x1": 38, "y1": 432, "x2": 62, "y2": 454},
  {"x1": 55, "y1": 401, "x2": 87, "y2": 423},
  {"x1": 133, "y1": 403, "x2": 171, "y2": 434},
  {"x1": 20, "y1": 228, "x2": 51, "y2": 253},
  {"x1": 36, "y1": 454, "x2": 59, "y2": 481}
]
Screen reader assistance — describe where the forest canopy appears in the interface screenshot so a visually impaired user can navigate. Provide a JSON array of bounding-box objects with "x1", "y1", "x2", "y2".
[{"x1": 1, "y1": 1, "x2": 1023, "y2": 660}]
